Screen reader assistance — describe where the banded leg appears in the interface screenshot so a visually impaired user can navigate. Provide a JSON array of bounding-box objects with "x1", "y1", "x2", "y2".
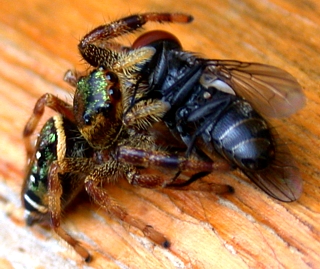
[
  {"x1": 81, "y1": 158, "x2": 171, "y2": 247},
  {"x1": 48, "y1": 156, "x2": 170, "y2": 259},
  {"x1": 119, "y1": 146, "x2": 231, "y2": 174},
  {"x1": 23, "y1": 93, "x2": 74, "y2": 159},
  {"x1": 47, "y1": 161, "x2": 91, "y2": 262},
  {"x1": 78, "y1": 12, "x2": 193, "y2": 68},
  {"x1": 118, "y1": 146, "x2": 232, "y2": 194},
  {"x1": 127, "y1": 168, "x2": 233, "y2": 194},
  {"x1": 85, "y1": 179, "x2": 170, "y2": 248},
  {"x1": 60, "y1": 157, "x2": 171, "y2": 248}
]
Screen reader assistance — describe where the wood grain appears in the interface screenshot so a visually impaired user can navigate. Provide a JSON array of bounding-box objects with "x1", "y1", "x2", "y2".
[{"x1": 0, "y1": 0, "x2": 319, "y2": 268}]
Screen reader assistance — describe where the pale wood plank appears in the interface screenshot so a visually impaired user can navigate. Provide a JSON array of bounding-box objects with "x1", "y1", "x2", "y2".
[{"x1": 0, "y1": 0, "x2": 319, "y2": 268}]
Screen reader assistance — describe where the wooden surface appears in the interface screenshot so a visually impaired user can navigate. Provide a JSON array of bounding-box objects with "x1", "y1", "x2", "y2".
[{"x1": 0, "y1": 0, "x2": 319, "y2": 268}]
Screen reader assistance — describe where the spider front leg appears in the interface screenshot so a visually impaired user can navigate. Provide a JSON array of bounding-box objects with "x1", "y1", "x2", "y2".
[
  {"x1": 23, "y1": 94, "x2": 74, "y2": 159},
  {"x1": 78, "y1": 12, "x2": 193, "y2": 69}
]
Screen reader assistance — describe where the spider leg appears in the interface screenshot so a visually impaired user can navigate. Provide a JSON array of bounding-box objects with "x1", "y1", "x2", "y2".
[
  {"x1": 58, "y1": 155, "x2": 170, "y2": 248},
  {"x1": 118, "y1": 146, "x2": 232, "y2": 194},
  {"x1": 119, "y1": 146, "x2": 230, "y2": 174},
  {"x1": 47, "y1": 161, "x2": 91, "y2": 262},
  {"x1": 79, "y1": 12, "x2": 192, "y2": 50},
  {"x1": 23, "y1": 94, "x2": 74, "y2": 159},
  {"x1": 84, "y1": 173, "x2": 170, "y2": 248},
  {"x1": 78, "y1": 12, "x2": 192, "y2": 69},
  {"x1": 123, "y1": 99, "x2": 170, "y2": 129}
]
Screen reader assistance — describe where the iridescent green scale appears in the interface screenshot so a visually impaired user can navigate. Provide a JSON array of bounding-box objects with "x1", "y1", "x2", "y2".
[{"x1": 22, "y1": 116, "x2": 92, "y2": 225}]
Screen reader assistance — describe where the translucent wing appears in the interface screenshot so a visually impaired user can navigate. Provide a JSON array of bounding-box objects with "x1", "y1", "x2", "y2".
[
  {"x1": 243, "y1": 133, "x2": 302, "y2": 202},
  {"x1": 201, "y1": 60, "x2": 305, "y2": 118},
  {"x1": 198, "y1": 135, "x2": 302, "y2": 202}
]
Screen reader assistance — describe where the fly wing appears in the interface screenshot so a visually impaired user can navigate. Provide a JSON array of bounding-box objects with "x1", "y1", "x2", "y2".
[
  {"x1": 243, "y1": 134, "x2": 302, "y2": 202},
  {"x1": 202, "y1": 60, "x2": 305, "y2": 118}
]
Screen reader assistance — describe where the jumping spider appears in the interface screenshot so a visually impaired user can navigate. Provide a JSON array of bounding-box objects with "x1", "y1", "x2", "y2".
[{"x1": 22, "y1": 13, "x2": 232, "y2": 262}]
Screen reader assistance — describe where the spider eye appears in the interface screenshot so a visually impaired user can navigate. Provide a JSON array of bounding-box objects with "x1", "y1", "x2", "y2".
[
  {"x1": 108, "y1": 87, "x2": 121, "y2": 101},
  {"x1": 98, "y1": 103, "x2": 112, "y2": 117},
  {"x1": 105, "y1": 71, "x2": 119, "y2": 83},
  {"x1": 83, "y1": 114, "x2": 92, "y2": 125}
]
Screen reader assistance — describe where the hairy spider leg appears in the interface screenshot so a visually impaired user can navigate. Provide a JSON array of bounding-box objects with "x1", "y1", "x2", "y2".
[
  {"x1": 78, "y1": 12, "x2": 192, "y2": 69},
  {"x1": 85, "y1": 179, "x2": 170, "y2": 247},
  {"x1": 47, "y1": 153, "x2": 171, "y2": 261},
  {"x1": 117, "y1": 146, "x2": 232, "y2": 193},
  {"x1": 23, "y1": 94, "x2": 74, "y2": 160},
  {"x1": 48, "y1": 162, "x2": 91, "y2": 262}
]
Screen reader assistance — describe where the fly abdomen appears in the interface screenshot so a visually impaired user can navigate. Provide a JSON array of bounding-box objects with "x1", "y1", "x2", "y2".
[{"x1": 207, "y1": 99, "x2": 275, "y2": 171}]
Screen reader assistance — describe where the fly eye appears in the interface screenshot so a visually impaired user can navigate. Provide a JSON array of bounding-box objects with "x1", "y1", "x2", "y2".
[{"x1": 132, "y1": 30, "x2": 182, "y2": 50}]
